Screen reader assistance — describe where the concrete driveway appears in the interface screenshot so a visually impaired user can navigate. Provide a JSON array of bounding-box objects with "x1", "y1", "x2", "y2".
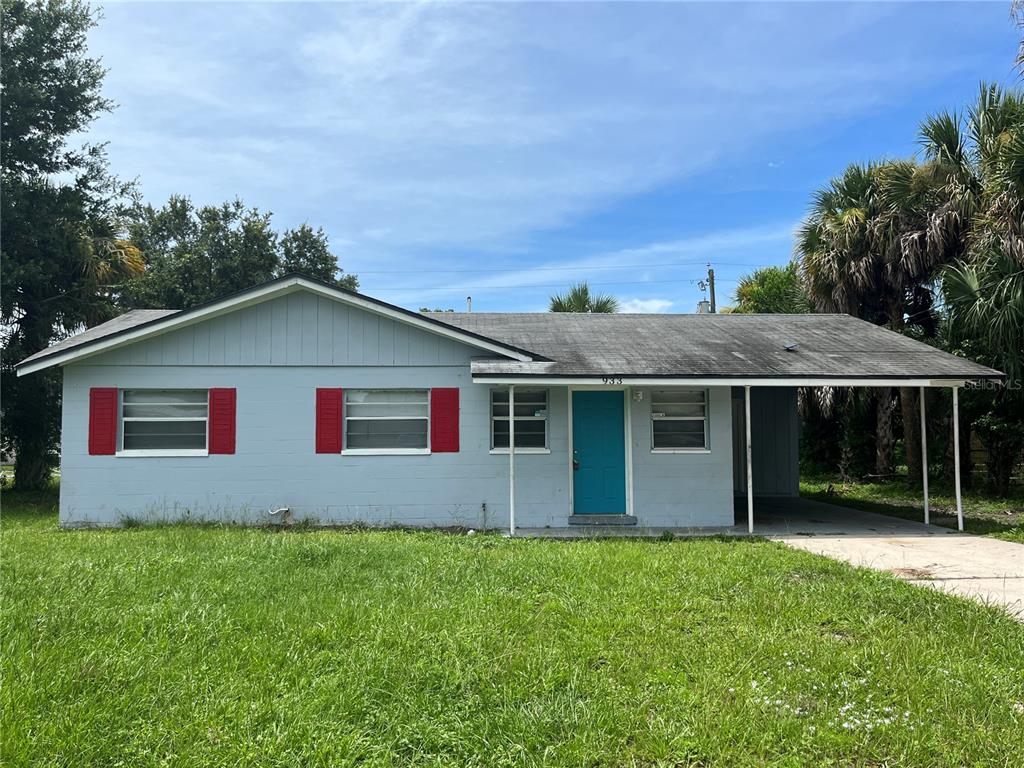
[{"x1": 753, "y1": 498, "x2": 1024, "y2": 619}]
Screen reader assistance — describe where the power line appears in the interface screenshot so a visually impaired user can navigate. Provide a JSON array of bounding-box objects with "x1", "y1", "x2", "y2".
[
  {"x1": 363, "y1": 276, "x2": 741, "y2": 293},
  {"x1": 353, "y1": 260, "x2": 771, "y2": 275}
]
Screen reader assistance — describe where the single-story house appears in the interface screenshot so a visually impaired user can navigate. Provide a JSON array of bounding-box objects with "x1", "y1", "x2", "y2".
[{"x1": 17, "y1": 274, "x2": 1002, "y2": 531}]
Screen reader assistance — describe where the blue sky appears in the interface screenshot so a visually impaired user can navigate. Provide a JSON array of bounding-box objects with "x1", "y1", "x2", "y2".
[{"x1": 85, "y1": 1, "x2": 1019, "y2": 312}]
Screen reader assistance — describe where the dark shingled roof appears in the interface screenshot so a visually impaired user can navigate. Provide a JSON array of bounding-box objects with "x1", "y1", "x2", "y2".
[
  {"x1": 426, "y1": 312, "x2": 1003, "y2": 380},
  {"x1": 15, "y1": 284, "x2": 1002, "y2": 382},
  {"x1": 18, "y1": 310, "x2": 180, "y2": 367}
]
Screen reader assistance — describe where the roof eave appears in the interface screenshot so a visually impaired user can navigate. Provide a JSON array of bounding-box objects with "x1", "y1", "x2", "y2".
[{"x1": 470, "y1": 374, "x2": 1004, "y2": 387}]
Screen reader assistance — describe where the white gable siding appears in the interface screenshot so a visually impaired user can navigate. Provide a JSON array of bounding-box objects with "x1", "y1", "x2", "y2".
[{"x1": 91, "y1": 292, "x2": 476, "y2": 368}]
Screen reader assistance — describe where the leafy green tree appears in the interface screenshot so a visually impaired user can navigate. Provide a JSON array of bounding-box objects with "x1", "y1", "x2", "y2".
[
  {"x1": 122, "y1": 198, "x2": 277, "y2": 309},
  {"x1": 122, "y1": 198, "x2": 357, "y2": 310},
  {"x1": 1, "y1": 0, "x2": 143, "y2": 489},
  {"x1": 799, "y1": 83, "x2": 1024, "y2": 490},
  {"x1": 732, "y1": 263, "x2": 808, "y2": 314},
  {"x1": 549, "y1": 282, "x2": 619, "y2": 313},
  {"x1": 279, "y1": 224, "x2": 357, "y2": 289}
]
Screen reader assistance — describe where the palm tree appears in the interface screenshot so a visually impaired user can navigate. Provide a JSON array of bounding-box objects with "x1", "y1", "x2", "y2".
[
  {"x1": 868, "y1": 156, "x2": 968, "y2": 483},
  {"x1": 732, "y1": 263, "x2": 808, "y2": 314},
  {"x1": 798, "y1": 137, "x2": 985, "y2": 480},
  {"x1": 936, "y1": 85, "x2": 1024, "y2": 493},
  {"x1": 797, "y1": 163, "x2": 902, "y2": 474},
  {"x1": 549, "y1": 282, "x2": 619, "y2": 313},
  {"x1": 1015, "y1": 1, "x2": 1024, "y2": 73}
]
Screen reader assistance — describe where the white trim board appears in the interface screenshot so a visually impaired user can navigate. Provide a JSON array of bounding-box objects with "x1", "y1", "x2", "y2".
[{"x1": 17, "y1": 277, "x2": 535, "y2": 376}]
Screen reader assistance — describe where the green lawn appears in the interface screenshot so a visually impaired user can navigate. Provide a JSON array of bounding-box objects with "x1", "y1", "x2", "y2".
[
  {"x1": 800, "y1": 473, "x2": 1024, "y2": 543},
  {"x1": 3, "y1": 487, "x2": 1023, "y2": 767}
]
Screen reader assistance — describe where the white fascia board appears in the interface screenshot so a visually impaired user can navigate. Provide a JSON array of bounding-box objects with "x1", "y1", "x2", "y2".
[
  {"x1": 17, "y1": 277, "x2": 533, "y2": 376},
  {"x1": 471, "y1": 376, "x2": 971, "y2": 388},
  {"x1": 17, "y1": 280, "x2": 296, "y2": 375}
]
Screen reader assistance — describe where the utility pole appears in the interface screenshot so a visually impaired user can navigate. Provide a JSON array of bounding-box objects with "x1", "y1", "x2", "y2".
[{"x1": 707, "y1": 263, "x2": 716, "y2": 313}]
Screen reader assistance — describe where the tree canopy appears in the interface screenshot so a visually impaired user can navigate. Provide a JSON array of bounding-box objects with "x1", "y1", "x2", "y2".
[
  {"x1": 1, "y1": 0, "x2": 143, "y2": 488},
  {"x1": 732, "y1": 263, "x2": 808, "y2": 314},
  {"x1": 122, "y1": 197, "x2": 357, "y2": 310},
  {"x1": 796, "y1": 83, "x2": 1024, "y2": 492}
]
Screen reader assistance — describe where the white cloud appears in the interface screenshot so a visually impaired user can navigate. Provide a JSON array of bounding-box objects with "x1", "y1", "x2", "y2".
[
  {"x1": 83, "y1": 1, "x2": 964, "y2": 256},
  {"x1": 619, "y1": 298, "x2": 675, "y2": 314},
  {"x1": 368, "y1": 221, "x2": 794, "y2": 305}
]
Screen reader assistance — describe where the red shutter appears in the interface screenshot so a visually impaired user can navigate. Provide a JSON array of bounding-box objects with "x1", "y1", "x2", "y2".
[
  {"x1": 430, "y1": 388, "x2": 459, "y2": 453},
  {"x1": 88, "y1": 388, "x2": 118, "y2": 455},
  {"x1": 316, "y1": 388, "x2": 343, "y2": 453},
  {"x1": 208, "y1": 388, "x2": 236, "y2": 454}
]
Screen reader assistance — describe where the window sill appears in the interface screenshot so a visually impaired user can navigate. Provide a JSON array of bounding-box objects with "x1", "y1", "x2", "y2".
[
  {"x1": 650, "y1": 448, "x2": 711, "y2": 454},
  {"x1": 489, "y1": 448, "x2": 552, "y2": 455},
  {"x1": 116, "y1": 449, "x2": 209, "y2": 458},
  {"x1": 343, "y1": 448, "x2": 431, "y2": 456}
]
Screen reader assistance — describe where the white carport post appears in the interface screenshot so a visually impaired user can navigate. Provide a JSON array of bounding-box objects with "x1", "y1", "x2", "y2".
[
  {"x1": 920, "y1": 386, "x2": 929, "y2": 525},
  {"x1": 952, "y1": 386, "x2": 964, "y2": 531},
  {"x1": 508, "y1": 385, "x2": 516, "y2": 537},
  {"x1": 744, "y1": 385, "x2": 754, "y2": 534}
]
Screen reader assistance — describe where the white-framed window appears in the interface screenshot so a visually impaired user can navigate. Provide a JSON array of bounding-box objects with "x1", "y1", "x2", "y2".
[
  {"x1": 120, "y1": 389, "x2": 208, "y2": 455},
  {"x1": 345, "y1": 389, "x2": 429, "y2": 452},
  {"x1": 491, "y1": 388, "x2": 548, "y2": 451},
  {"x1": 650, "y1": 390, "x2": 708, "y2": 451}
]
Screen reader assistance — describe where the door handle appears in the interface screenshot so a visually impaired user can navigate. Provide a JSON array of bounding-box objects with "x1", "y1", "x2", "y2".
[{"x1": 573, "y1": 459, "x2": 580, "y2": 471}]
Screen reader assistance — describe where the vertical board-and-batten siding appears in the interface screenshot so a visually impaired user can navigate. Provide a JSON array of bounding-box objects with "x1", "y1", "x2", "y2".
[
  {"x1": 95, "y1": 292, "x2": 472, "y2": 368},
  {"x1": 730, "y1": 387, "x2": 799, "y2": 497}
]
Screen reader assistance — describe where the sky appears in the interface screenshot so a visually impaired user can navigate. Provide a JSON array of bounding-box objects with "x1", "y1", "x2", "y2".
[{"x1": 83, "y1": 1, "x2": 1020, "y2": 312}]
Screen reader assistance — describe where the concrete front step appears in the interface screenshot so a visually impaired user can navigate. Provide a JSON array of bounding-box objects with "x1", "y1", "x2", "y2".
[{"x1": 568, "y1": 514, "x2": 637, "y2": 526}]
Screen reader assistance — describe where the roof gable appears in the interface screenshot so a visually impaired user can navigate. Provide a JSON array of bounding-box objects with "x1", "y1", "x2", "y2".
[
  {"x1": 17, "y1": 275, "x2": 537, "y2": 375},
  {"x1": 86, "y1": 291, "x2": 488, "y2": 368}
]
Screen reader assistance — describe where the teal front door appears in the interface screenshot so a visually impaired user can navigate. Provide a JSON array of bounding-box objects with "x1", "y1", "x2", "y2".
[{"x1": 572, "y1": 390, "x2": 627, "y2": 514}]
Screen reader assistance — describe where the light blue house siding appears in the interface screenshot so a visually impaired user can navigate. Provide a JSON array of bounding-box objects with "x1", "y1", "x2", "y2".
[
  {"x1": 60, "y1": 364, "x2": 573, "y2": 528},
  {"x1": 629, "y1": 387, "x2": 735, "y2": 527},
  {"x1": 58, "y1": 290, "x2": 742, "y2": 528}
]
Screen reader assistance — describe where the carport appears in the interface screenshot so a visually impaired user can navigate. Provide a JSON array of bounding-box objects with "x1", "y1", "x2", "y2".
[
  {"x1": 735, "y1": 379, "x2": 975, "y2": 534},
  {"x1": 438, "y1": 310, "x2": 1004, "y2": 536}
]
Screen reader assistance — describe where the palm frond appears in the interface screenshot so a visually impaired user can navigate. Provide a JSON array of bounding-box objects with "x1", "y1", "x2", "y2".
[{"x1": 549, "y1": 282, "x2": 618, "y2": 313}]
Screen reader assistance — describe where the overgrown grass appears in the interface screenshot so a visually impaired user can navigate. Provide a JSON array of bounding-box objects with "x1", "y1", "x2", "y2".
[
  {"x1": 3, "y1": 487, "x2": 1023, "y2": 767},
  {"x1": 801, "y1": 473, "x2": 1024, "y2": 543}
]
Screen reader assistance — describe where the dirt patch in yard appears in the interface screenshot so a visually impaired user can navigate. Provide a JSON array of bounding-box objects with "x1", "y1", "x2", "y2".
[{"x1": 888, "y1": 566, "x2": 935, "y2": 580}]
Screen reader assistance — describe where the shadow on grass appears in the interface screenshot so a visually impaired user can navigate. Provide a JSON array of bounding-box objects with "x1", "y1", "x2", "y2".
[
  {"x1": 2, "y1": 480, "x2": 59, "y2": 519},
  {"x1": 801, "y1": 473, "x2": 1023, "y2": 540}
]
